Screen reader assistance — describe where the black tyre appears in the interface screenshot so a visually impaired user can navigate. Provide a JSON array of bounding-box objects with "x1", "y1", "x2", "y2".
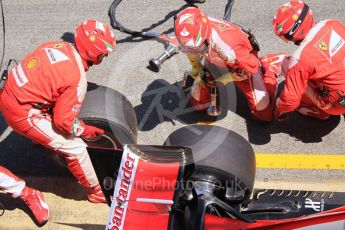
[
  {"x1": 164, "y1": 125, "x2": 255, "y2": 203},
  {"x1": 79, "y1": 84, "x2": 138, "y2": 149},
  {"x1": 51, "y1": 84, "x2": 138, "y2": 167}
]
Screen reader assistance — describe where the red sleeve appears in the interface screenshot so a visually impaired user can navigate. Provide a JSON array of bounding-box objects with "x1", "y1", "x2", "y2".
[
  {"x1": 53, "y1": 84, "x2": 85, "y2": 136},
  {"x1": 276, "y1": 58, "x2": 311, "y2": 114},
  {"x1": 234, "y1": 47, "x2": 259, "y2": 74}
]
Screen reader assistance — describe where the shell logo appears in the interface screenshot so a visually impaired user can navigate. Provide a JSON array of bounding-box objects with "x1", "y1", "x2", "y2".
[
  {"x1": 89, "y1": 35, "x2": 96, "y2": 42},
  {"x1": 26, "y1": 58, "x2": 39, "y2": 71}
]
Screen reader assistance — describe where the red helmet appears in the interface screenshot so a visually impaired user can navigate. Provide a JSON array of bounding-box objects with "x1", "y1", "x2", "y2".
[
  {"x1": 74, "y1": 20, "x2": 116, "y2": 64},
  {"x1": 174, "y1": 7, "x2": 209, "y2": 51},
  {"x1": 272, "y1": 1, "x2": 313, "y2": 43}
]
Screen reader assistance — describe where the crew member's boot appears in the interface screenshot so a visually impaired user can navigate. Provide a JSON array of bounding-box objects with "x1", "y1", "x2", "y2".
[{"x1": 20, "y1": 186, "x2": 50, "y2": 225}]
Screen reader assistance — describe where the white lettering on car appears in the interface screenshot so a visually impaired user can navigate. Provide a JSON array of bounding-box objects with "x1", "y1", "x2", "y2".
[
  {"x1": 304, "y1": 198, "x2": 324, "y2": 212},
  {"x1": 106, "y1": 146, "x2": 139, "y2": 230}
]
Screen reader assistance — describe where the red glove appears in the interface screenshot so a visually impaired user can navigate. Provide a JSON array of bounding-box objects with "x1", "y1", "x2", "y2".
[{"x1": 81, "y1": 125, "x2": 105, "y2": 140}]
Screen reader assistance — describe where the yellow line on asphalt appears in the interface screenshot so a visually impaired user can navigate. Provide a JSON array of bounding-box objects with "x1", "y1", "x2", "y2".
[{"x1": 256, "y1": 153, "x2": 345, "y2": 170}]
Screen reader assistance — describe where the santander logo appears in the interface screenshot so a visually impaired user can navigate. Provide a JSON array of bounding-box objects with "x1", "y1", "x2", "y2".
[{"x1": 106, "y1": 146, "x2": 139, "y2": 230}]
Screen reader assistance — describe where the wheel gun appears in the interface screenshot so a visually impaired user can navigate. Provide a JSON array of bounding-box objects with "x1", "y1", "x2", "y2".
[{"x1": 148, "y1": 35, "x2": 180, "y2": 72}]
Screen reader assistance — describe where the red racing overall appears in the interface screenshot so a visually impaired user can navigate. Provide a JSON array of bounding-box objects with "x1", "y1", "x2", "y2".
[
  {"x1": 276, "y1": 20, "x2": 345, "y2": 118},
  {"x1": 187, "y1": 16, "x2": 277, "y2": 121},
  {"x1": 0, "y1": 41, "x2": 99, "y2": 196}
]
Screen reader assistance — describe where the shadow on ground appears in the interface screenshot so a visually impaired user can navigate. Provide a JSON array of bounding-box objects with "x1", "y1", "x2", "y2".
[
  {"x1": 0, "y1": 114, "x2": 87, "y2": 202},
  {"x1": 134, "y1": 79, "x2": 341, "y2": 144},
  {"x1": 244, "y1": 83, "x2": 341, "y2": 145},
  {"x1": 134, "y1": 79, "x2": 225, "y2": 131},
  {"x1": 54, "y1": 222, "x2": 105, "y2": 230}
]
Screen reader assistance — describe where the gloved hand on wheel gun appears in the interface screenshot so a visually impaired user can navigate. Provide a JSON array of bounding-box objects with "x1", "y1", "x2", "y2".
[{"x1": 81, "y1": 123, "x2": 105, "y2": 140}]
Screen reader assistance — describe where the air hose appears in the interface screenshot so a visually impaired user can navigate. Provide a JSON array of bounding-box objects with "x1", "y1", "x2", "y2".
[{"x1": 108, "y1": 0, "x2": 235, "y2": 71}]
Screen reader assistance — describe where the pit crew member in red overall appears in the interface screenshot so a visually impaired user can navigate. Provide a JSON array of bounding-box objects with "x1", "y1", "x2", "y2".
[
  {"x1": 272, "y1": 0, "x2": 345, "y2": 120},
  {"x1": 0, "y1": 19, "x2": 116, "y2": 210},
  {"x1": 174, "y1": 7, "x2": 278, "y2": 121}
]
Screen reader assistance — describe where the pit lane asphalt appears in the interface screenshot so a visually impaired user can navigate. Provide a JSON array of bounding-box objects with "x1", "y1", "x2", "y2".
[{"x1": 0, "y1": 0, "x2": 344, "y2": 229}]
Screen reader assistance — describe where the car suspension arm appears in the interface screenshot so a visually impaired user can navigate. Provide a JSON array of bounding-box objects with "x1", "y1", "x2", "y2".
[{"x1": 189, "y1": 192, "x2": 254, "y2": 230}]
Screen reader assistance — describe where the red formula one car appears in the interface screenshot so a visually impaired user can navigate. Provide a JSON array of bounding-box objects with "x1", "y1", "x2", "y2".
[{"x1": 73, "y1": 84, "x2": 345, "y2": 230}]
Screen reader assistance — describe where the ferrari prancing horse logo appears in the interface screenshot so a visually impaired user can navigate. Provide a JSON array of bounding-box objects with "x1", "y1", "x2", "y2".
[
  {"x1": 318, "y1": 41, "x2": 328, "y2": 51},
  {"x1": 218, "y1": 23, "x2": 230, "y2": 32},
  {"x1": 52, "y1": 43, "x2": 64, "y2": 49}
]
